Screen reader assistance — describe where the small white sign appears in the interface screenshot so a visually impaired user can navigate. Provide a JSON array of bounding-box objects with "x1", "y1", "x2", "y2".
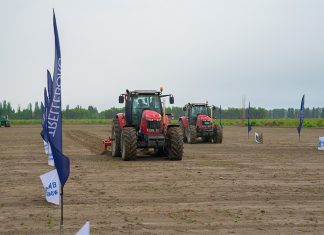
[
  {"x1": 255, "y1": 132, "x2": 260, "y2": 144},
  {"x1": 48, "y1": 144, "x2": 54, "y2": 166},
  {"x1": 40, "y1": 169, "x2": 60, "y2": 205},
  {"x1": 318, "y1": 137, "x2": 324, "y2": 150},
  {"x1": 76, "y1": 221, "x2": 90, "y2": 235},
  {"x1": 254, "y1": 132, "x2": 263, "y2": 144}
]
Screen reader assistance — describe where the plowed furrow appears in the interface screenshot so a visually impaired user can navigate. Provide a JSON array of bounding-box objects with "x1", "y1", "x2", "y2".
[{"x1": 64, "y1": 129, "x2": 103, "y2": 154}]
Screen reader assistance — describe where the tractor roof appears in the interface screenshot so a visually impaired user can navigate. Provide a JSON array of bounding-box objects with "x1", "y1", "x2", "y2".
[
  {"x1": 186, "y1": 103, "x2": 208, "y2": 107},
  {"x1": 130, "y1": 90, "x2": 161, "y2": 95}
]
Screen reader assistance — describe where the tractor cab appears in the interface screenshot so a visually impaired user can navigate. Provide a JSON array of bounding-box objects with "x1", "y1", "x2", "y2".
[
  {"x1": 184, "y1": 103, "x2": 211, "y2": 126},
  {"x1": 119, "y1": 90, "x2": 165, "y2": 128}
]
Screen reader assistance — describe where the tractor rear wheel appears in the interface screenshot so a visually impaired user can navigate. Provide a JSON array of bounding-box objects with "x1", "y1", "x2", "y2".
[
  {"x1": 121, "y1": 127, "x2": 137, "y2": 161},
  {"x1": 186, "y1": 125, "x2": 197, "y2": 144},
  {"x1": 111, "y1": 121, "x2": 121, "y2": 157},
  {"x1": 166, "y1": 127, "x2": 183, "y2": 160},
  {"x1": 212, "y1": 127, "x2": 223, "y2": 144},
  {"x1": 216, "y1": 127, "x2": 223, "y2": 143},
  {"x1": 178, "y1": 121, "x2": 186, "y2": 142}
]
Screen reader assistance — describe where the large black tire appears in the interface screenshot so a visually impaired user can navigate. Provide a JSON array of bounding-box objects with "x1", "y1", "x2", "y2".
[
  {"x1": 111, "y1": 121, "x2": 121, "y2": 157},
  {"x1": 121, "y1": 127, "x2": 137, "y2": 161},
  {"x1": 216, "y1": 127, "x2": 223, "y2": 144},
  {"x1": 166, "y1": 127, "x2": 183, "y2": 161},
  {"x1": 186, "y1": 125, "x2": 197, "y2": 144},
  {"x1": 178, "y1": 121, "x2": 186, "y2": 142},
  {"x1": 212, "y1": 127, "x2": 223, "y2": 144}
]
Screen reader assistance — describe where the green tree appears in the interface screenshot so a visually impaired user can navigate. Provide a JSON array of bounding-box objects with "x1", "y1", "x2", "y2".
[{"x1": 34, "y1": 102, "x2": 41, "y2": 119}]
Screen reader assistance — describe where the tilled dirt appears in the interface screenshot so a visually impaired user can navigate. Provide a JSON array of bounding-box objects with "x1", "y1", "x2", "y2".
[{"x1": 0, "y1": 125, "x2": 324, "y2": 234}]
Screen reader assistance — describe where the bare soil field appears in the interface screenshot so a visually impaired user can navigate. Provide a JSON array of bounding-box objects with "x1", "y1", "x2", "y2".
[{"x1": 1, "y1": 125, "x2": 324, "y2": 234}]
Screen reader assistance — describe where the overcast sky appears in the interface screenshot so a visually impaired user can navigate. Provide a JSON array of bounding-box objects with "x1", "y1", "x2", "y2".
[{"x1": 0, "y1": 0, "x2": 323, "y2": 111}]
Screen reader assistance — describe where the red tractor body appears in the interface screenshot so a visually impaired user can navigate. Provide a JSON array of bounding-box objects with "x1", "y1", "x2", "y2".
[
  {"x1": 111, "y1": 89, "x2": 183, "y2": 161},
  {"x1": 139, "y1": 110, "x2": 163, "y2": 135},
  {"x1": 179, "y1": 103, "x2": 223, "y2": 144}
]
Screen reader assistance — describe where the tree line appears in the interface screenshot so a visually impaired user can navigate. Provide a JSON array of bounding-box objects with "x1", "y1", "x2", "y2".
[{"x1": 1, "y1": 100, "x2": 324, "y2": 120}]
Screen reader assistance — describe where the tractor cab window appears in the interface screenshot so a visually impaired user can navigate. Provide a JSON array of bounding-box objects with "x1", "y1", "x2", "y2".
[
  {"x1": 133, "y1": 95, "x2": 162, "y2": 113},
  {"x1": 132, "y1": 95, "x2": 162, "y2": 125},
  {"x1": 191, "y1": 106, "x2": 209, "y2": 117}
]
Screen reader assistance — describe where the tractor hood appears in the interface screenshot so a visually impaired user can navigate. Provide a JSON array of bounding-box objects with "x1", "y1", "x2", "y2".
[
  {"x1": 197, "y1": 114, "x2": 213, "y2": 129},
  {"x1": 142, "y1": 110, "x2": 162, "y2": 121},
  {"x1": 197, "y1": 114, "x2": 211, "y2": 122},
  {"x1": 140, "y1": 110, "x2": 163, "y2": 135}
]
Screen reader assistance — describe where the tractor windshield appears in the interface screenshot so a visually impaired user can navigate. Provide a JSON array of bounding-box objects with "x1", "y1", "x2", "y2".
[
  {"x1": 191, "y1": 106, "x2": 209, "y2": 117},
  {"x1": 133, "y1": 95, "x2": 162, "y2": 113},
  {"x1": 131, "y1": 95, "x2": 162, "y2": 125}
]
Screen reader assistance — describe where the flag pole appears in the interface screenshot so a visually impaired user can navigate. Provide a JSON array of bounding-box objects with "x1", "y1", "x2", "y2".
[
  {"x1": 247, "y1": 101, "x2": 251, "y2": 139},
  {"x1": 60, "y1": 73, "x2": 63, "y2": 234},
  {"x1": 60, "y1": 41, "x2": 63, "y2": 235},
  {"x1": 60, "y1": 102, "x2": 63, "y2": 233},
  {"x1": 60, "y1": 186, "x2": 64, "y2": 234}
]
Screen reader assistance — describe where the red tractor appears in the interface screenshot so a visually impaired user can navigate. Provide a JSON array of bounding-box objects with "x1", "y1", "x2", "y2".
[
  {"x1": 111, "y1": 89, "x2": 183, "y2": 161},
  {"x1": 179, "y1": 103, "x2": 223, "y2": 144}
]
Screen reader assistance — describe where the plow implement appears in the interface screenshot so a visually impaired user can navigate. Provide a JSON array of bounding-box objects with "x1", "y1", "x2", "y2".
[{"x1": 101, "y1": 137, "x2": 112, "y2": 154}]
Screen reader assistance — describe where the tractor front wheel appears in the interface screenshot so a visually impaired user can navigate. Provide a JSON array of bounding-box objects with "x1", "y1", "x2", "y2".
[
  {"x1": 186, "y1": 125, "x2": 197, "y2": 144},
  {"x1": 121, "y1": 127, "x2": 137, "y2": 161},
  {"x1": 111, "y1": 121, "x2": 121, "y2": 157},
  {"x1": 166, "y1": 127, "x2": 183, "y2": 161}
]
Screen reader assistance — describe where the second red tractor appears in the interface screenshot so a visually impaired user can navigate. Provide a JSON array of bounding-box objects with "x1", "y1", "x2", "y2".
[{"x1": 179, "y1": 103, "x2": 223, "y2": 144}]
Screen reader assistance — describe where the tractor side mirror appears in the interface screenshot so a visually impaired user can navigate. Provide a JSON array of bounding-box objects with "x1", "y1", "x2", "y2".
[
  {"x1": 119, "y1": 95, "x2": 124, "y2": 104},
  {"x1": 169, "y1": 96, "x2": 174, "y2": 104}
]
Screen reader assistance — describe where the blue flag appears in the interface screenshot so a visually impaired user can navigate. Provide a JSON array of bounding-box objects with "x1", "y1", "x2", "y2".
[
  {"x1": 43, "y1": 88, "x2": 50, "y2": 142},
  {"x1": 247, "y1": 102, "x2": 252, "y2": 133},
  {"x1": 46, "y1": 10, "x2": 70, "y2": 187},
  {"x1": 44, "y1": 88, "x2": 50, "y2": 111},
  {"x1": 219, "y1": 105, "x2": 222, "y2": 127},
  {"x1": 297, "y1": 95, "x2": 305, "y2": 135},
  {"x1": 40, "y1": 102, "x2": 46, "y2": 141},
  {"x1": 47, "y1": 70, "x2": 53, "y2": 101},
  {"x1": 47, "y1": 10, "x2": 62, "y2": 152},
  {"x1": 48, "y1": 138, "x2": 70, "y2": 187}
]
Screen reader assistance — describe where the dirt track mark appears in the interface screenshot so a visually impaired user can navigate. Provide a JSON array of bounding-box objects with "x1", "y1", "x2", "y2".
[{"x1": 64, "y1": 129, "x2": 103, "y2": 154}]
